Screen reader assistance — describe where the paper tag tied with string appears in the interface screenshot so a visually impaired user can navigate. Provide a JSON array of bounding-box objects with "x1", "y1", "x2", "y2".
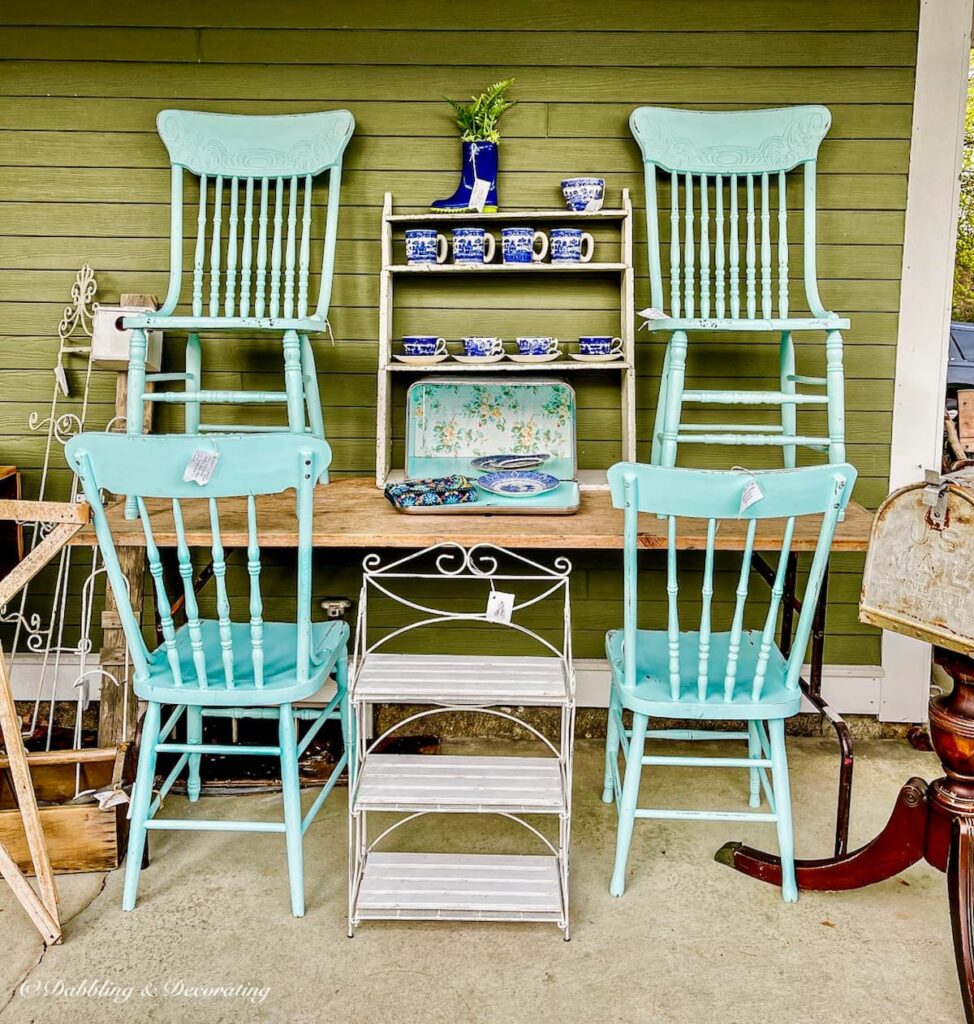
[
  {"x1": 738, "y1": 475, "x2": 764, "y2": 516},
  {"x1": 486, "y1": 590, "x2": 515, "y2": 624},
  {"x1": 54, "y1": 363, "x2": 69, "y2": 397},
  {"x1": 468, "y1": 178, "x2": 491, "y2": 213},
  {"x1": 183, "y1": 448, "x2": 220, "y2": 486}
]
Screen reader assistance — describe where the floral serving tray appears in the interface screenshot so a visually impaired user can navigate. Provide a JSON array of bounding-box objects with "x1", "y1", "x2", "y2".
[{"x1": 476, "y1": 470, "x2": 561, "y2": 497}]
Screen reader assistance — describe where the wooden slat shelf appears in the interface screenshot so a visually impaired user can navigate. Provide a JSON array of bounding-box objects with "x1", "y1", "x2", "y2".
[
  {"x1": 386, "y1": 209, "x2": 628, "y2": 223},
  {"x1": 387, "y1": 261, "x2": 627, "y2": 273}
]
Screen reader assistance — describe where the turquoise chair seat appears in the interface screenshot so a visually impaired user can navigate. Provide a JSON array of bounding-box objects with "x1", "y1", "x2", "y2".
[
  {"x1": 606, "y1": 628, "x2": 800, "y2": 720},
  {"x1": 141, "y1": 619, "x2": 348, "y2": 707},
  {"x1": 125, "y1": 314, "x2": 328, "y2": 333}
]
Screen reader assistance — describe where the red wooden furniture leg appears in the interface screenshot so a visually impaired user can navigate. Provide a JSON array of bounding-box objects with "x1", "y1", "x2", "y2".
[
  {"x1": 715, "y1": 777, "x2": 929, "y2": 890},
  {"x1": 949, "y1": 817, "x2": 974, "y2": 1024}
]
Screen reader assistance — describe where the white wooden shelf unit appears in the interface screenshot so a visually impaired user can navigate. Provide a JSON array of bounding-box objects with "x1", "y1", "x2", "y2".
[
  {"x1": 376, "y1": 191, "x2": 637, "y2": 490},
  {"x1": 348, "y1": 543, "x2": 576, "y2": 937}
]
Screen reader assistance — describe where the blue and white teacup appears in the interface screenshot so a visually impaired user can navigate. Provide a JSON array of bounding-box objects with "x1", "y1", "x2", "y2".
[
  {"x1": 501, "y1": 226, "x2": 549, "y2": 264},
  {"x1": 405, "y1": 229, "x2": 448, "y2": 265},
  {"x1": 561, "y1": 176, "x2": 606, "y2": 212},
  {"x1": 516, "y1": 336, "x2": 560, "y2": 356},
  {"x1": 452, "y1": 227, "x2": 497, "y2": 264},
  {"x1": 402, "y1": 335, "x2": 447, "y2": 357},
  {"x1": 550, "y1": 228, "x2": 594, "y2": 264},
  {"x1": 461, "y1": 336, "x2": 504, "y2": 357},
  {"x1": 578, "y1": 335, "x2": 622, "y2": 357}
]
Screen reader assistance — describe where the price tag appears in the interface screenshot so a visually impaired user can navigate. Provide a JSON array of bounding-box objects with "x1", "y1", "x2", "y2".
[
  {"x1": 54, "y1": 363, "x2": 69, "y2": 396},
  {"x1": 468, "y1": 177, "x2": 490, "y2": 212},
  {"x1": 739, "y1": 477, "x2": 764, "y2": 516},
  {"x1": 486, "y1": 590, "x2": 515, "y2": 624},
  {"x1": 182, "y1": 448, "x2": 220, "y2": 486}
]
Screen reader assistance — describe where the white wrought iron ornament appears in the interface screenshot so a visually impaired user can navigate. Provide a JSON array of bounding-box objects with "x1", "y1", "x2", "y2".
[{"x1": 2, "y1": 265, "x2": 130, "y2": 774}]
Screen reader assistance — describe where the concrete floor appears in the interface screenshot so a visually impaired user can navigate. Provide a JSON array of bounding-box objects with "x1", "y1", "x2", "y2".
[{"x1": 0, "y1": 737, "x2": 962, "y2": 1024}]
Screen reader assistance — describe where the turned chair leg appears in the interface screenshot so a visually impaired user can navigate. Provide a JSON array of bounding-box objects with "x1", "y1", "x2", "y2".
[
  {"x1": 278, "y1": 703, "x2": 306, "y2": 917},
  {"x1": 282, "y1": 331, "x2": 307, "y2": 435},
  {"x1": 747, "y1": 721, "x2": 763, "y2": 809},
  {"x1": 186, "y1": 706, "x2": 203, "y2": 802},
  {"x1": 602, "y1": 686, "x2": 622, "y2": 804},
  {"x1": 825, "y1": 329, "x2": 846, "y2": 465},
  {"x1": 779, "y1": 331, "x2": 797, "y2": 469},
  {"x1": 184, "y1": 333, "x2": 202, "y2": 434},
  {"x1": 658, "y1": 331, "x2": 688, "y2": 468},
  {"x1": 300, "y1": 334, "x2": 325, "y2": 441},
  {"x1": 769, "y1": 719, "x2": 798, "y2": 903},
  {"x1": 610, "y1": 711, "x2": 649, "y2": 897},
  {"x1": 651, "y1": 339, "x2": 672, "y2": 466},
  {"x1": 123, "y1": 701, "x2": 161, "y2": 911}
]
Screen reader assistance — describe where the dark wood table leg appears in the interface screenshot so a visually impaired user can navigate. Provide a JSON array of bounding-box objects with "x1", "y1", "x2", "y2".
[
  {"x1": 949, "y1": 817, "x2": 974, "y2": 1024},
  {"x1": 716, "y1": 776, "x2": 929, "y2": 889}
]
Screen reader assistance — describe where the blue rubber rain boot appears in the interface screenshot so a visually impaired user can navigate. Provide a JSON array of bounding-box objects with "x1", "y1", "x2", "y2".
[{"x1": 431, "y1": 141, "x2": 499, "y2": 212}]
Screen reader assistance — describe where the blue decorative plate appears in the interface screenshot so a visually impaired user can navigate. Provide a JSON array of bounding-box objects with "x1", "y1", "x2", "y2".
[
  {"x1": 475, "y1": 470, "x2": 561, "y2": 497},
  {"x1": 470, "y1": 453, "x2": 551, "y2": 471}
]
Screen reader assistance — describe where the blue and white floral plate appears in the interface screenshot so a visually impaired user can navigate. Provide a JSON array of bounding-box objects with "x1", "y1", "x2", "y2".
[
  {"x1": 475, "y1": 470, "x2": 561, "y2": 497},
  {"x1": 470, "y1": 453, "x2": 551, "y2": 471}
]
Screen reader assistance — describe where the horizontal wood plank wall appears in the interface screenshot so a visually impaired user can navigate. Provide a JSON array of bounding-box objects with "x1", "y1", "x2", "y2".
[{"x1": 0, "y1": 0, "x2": 919, "y2": 668}]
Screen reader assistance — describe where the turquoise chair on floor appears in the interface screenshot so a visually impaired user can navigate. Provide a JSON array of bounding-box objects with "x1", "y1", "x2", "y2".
[
  {"x1": 123, "y1": 109, "x2": 355, "y2": 444},
  {"x1": 65, "y1": 432, "x2": 350, "y2": 917},
  {"x1": 630, "y1": 106, "x2": 847, "y2": 468},
  {"x1": 602, "y1": 461, "x2": 856, "y2": 901}
]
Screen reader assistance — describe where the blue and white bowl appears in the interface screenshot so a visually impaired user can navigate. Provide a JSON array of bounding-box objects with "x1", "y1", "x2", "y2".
[
  {"x1": 476, "y1": 470, "x2": 561, "y2": 497},
  {"x1": 452, "y1": 227, "x2": 496, "y2": 264},
  {"x1": 405, "y1": 229, "x2": 447, "y2": 265},
  {"x1": 403, "y1": 335, "x2": 447, "y2": 356},
  {"x1": 561, "y1": 176, "x2": 606, "y2": 212}
]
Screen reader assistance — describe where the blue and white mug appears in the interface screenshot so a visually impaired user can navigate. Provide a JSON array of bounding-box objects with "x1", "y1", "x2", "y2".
[
  {"x1": 405, "y1": 229, "x2": 447, "y2": 265},
  {"x1": 501, "y1": 226, "x2": 549, "y2": 264},
  {"x1": 402, "y1": 335, "x2": 447, "y2": 357},
  {"x1": 578, "y1": 335, "x2": 622, "y2": 357},
  {"x1": 516, "y1": 336, "x2": 560, "y2": 356},
  {"x1": 452, "y1": 227, "x2": 496, "y2": 264},
  {"x1": 461, "y1": 336, "x2": 504, "y2": 357},
  {"x1": 561, "y1": 176, "x2": 606, "y2": 212},
  {"x1": 550, "y1": 228, "x2": 594, "y2": 264}
]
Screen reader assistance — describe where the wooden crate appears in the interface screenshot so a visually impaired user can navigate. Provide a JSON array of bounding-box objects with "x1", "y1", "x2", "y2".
[
  {"x1": 0, "y1": 744, "x2": 132, "y2": 874},
  {"x1": 958, "y1": 390, "x2": 974, "y2": 452}
]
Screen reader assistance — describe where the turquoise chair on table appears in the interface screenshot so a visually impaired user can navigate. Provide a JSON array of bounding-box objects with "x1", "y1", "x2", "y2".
[
  {"x1": 602, "y1": 461, "x2": 855, "y2": 901},
  {"x1": 65, "y1": 432, "x2": 350, "y2": 917},
  {"x1": 123, "y1": 109, "x2": 355, "y2": 445},
  {"x1": 630, "y1": 106, "x2": 847, "y2": 468}
]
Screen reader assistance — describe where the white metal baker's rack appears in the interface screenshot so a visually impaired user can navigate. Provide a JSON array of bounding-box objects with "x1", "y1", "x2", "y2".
[{"x1": 348, "y1": 542, "x2": 576, "y2": 938}]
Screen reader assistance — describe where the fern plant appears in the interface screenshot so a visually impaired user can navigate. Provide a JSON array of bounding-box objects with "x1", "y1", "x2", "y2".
[{"x1": 444, "y1": 79, "x2": 517, "y2": 144}]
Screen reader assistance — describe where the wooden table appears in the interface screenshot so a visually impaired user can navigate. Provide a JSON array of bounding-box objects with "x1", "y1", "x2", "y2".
[{"x1": 74, "y1": 477, "x2": 874, "y2": 855}]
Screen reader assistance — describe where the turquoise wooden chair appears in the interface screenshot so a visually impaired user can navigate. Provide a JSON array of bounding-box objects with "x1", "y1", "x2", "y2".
[
  {"x1": 65, "y1": 432, "x2": 350, "y2": 917},
  {"x1": 602, "y1": 461, "x2": 856, "y2": 901},
  {"x1": 630, "y1": 106, "x2": 848, "y2": 468},
  {"x1": 123, "y1": 109, "x2": 355, "y2": 443}
]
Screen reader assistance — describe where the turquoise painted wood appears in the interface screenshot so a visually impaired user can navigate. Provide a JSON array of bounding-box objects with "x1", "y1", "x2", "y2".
[
  {"x1": 601, "y1": 461, "x2": 856, "y2": 902},
  {"x1": 121, "y1": 109, "x2": 355, "y2": 453},
  {"x1": 630, "y1": 106, "x2": 847, "y2": 468},
  {"x1": 65, "y1": 431, "x2": 351, "y2": 917}
]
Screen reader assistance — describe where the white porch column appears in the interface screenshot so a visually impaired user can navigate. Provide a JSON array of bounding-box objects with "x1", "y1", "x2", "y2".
[{"x1": 883, "y1": 0, "x2": 972, "y2": 721}]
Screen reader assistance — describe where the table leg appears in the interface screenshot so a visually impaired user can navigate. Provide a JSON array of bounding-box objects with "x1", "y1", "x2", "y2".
[
  {"x1": 950, "y1": 818, "x2": 974, "y2": 1024},
  {"x1": 716, "y1": 776, "x2": 928, "y2": 889},
  {"x1": 98, "y1": 546, "x2": 145, "y2": 746}
]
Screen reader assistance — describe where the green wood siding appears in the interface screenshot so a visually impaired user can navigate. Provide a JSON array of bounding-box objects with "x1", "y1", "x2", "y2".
[{"x1": 0, "y1": 0, "x2": 919, "y2": 667}]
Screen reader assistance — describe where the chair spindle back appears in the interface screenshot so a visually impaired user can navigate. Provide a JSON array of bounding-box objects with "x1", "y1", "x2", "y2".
[
  {"x1": 608, "y1": 462, "x2": 856, "y2": 702},
  {"x1": 630, "y1": 105, "x2": 833, "y2": 322},
  {"x1": 66, "y1": 433, "x2": 331, "y2": 691},
  {"x1": 155, "y1": 109, "x2": 355, "y2": 323}
]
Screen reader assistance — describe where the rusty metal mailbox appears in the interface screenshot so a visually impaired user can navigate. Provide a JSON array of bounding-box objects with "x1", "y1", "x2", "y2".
[{"x1": 860, "y1": 469, "x2": 974, "y2": 656}]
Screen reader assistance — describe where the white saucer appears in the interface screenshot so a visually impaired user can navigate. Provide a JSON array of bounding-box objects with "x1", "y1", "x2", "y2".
[
  {"x1": 393, "y1": 353, "x2": 451, "y2": 365},
  {"x1": 508, "y1": 353, "x2": 562, "y2": 363},
  {"x1": 454, "y1": 354, "x2": 507, "y2": 364},
  {"x1": 569, "y1": 352, "x2": 623, "y2": 362}
]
